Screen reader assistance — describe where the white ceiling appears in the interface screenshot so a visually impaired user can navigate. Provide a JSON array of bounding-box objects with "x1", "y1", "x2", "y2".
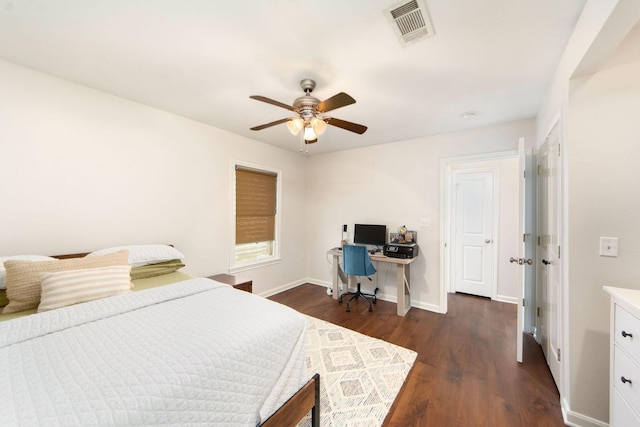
[{"x1": 0, "y1": 0, "x2": 587, "y2": 155}]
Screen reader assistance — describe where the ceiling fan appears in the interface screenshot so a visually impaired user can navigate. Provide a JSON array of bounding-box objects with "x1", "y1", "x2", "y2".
[{"x1": 249, "y1": 79, "x2": 367, "y2": 145}]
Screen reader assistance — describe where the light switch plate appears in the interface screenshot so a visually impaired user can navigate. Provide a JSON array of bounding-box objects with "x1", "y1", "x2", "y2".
[
  {"x1": 419, "y1": 217, "x2": 430, "y2": 228},
  {"x1": 599, "y1": 237, "x2": 619, "y2": 257}
]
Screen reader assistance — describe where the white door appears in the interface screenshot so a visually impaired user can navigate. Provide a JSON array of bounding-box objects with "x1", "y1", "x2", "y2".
[
  {"x1": 537, "y1": 123, "x2": 562, "y2": 387},
  {"x1": 516, "y1": 139, "x2": 525, "y2": 363},
  {"x1": 538, "y1": 142, "x2": 550, "y2": 358},
  {"x1": 453, "y1": 171, "x2": 495, "y2": 298},
  {"x1": 513, "y1": 138, "x2": 534, "y2": 363}
]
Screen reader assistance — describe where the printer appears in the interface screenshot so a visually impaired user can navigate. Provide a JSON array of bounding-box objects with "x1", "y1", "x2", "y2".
[{"x1": 383, "y1": 243, "x2": 419, "y2": 259}]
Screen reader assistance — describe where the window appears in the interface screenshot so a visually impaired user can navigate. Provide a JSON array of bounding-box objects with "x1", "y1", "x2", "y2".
[{"x1": 232, "y1": 164, "x2": 279, "y2": 269}]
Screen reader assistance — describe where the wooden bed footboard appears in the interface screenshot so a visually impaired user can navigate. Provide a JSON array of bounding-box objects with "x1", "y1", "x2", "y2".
[{"x1": 260, "y1": 373, "x2": 320, "y2": 427}]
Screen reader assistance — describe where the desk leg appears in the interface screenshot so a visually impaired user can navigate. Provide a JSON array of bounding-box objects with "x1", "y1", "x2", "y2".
[
  {"x1": 332, "y1": 254, "x2": 339, "y2": 300},
  {"x1": 396, "y1": 264, "x2": 411, "y2": 316}
]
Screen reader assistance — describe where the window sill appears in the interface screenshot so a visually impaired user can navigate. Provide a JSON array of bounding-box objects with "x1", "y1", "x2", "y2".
[{"x1": 229, "y1": 257, "x2": 282, "y2": 274}]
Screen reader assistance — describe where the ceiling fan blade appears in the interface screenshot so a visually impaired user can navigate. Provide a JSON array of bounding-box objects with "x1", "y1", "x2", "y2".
[
  {"x1": 326, "y1": 117, "x2": 368, "y2": 134},
  {"x1": 250, "y1": 95, "x2": 295, "y2": 112},
  {"x1": 317, "y1": 92, "x2": 356, "y2": 113},
  {"x1": 250, "y1": 118, "x2": 290, "y2": 131}
]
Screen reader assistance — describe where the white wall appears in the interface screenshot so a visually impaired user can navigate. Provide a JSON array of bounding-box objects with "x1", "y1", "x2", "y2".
[
  {"x1": 306, "y1": 120, "x2": 534, "y2": 312},
  {"x1": 0, "y1": 60, "x2": 308, "y2": 295},
  {"x1": 567, "y1": 22, "x2": 640, "y2": 423},
  {"x1": 536, "y1": 0, "x2": 621, "y2": 140}
]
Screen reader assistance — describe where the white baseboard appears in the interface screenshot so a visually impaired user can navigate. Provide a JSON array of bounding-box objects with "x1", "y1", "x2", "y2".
[
  {"x1": 307, "y1": 279, "x2": 331, "y2": 288},
  {"x1": 410, "y1": 299, "x2": 443, "y2": 313},
  {"x1": 562, "y1": 397, "x2": 608, "y2": 427},
  {"x1": 257, "y1": 278, "x2": 309, "y2": 298},
  {"x1": 495, "y1": 294, "x2": 518, "y2": 304}
]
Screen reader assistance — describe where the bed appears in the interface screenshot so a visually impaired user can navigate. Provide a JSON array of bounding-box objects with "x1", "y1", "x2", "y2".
[{"x1": 0, "y1": 245, "x2": 319, "y2": 426}]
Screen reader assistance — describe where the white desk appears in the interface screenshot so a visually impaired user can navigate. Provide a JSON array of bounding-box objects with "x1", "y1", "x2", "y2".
[{"x1": 328, "y1": 248, "x2": 416, "y2": 316}]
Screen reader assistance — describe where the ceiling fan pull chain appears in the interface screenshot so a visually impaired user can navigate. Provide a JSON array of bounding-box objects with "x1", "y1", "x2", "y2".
[{"x1": 299, "y1": 132, "x2": 309, "y2": 154}]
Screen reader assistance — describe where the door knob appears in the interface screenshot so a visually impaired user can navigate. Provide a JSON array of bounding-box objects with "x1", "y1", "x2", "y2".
[
  {"x1": 542, "y1": 259, "x2": 551, "y2": 265},
  {"x1": 524, "y1": 258, "x2": 533, "y2": 265},
  {"x1": 485, "y1": 239, "x2": 492, "y2": 244},
  {"x1": 510, "y1": 257, "x2": 518, "y2": 264}
]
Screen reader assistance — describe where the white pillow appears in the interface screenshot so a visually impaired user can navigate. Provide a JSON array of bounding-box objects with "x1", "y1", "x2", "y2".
[
  {"x1": 38, "y1": 265, "x2": 132, "y2": 312},
  {"x1": 0, "y1": 255, "x2": 55, "y2": 290},
  {"x1": 88, "y1": 244, "x2": 185, "y2": 267}
]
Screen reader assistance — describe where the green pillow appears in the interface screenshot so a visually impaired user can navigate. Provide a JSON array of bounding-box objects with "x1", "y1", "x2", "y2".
[{"x1": 130, "y1": 259, "x2": 185, "y2": 280}]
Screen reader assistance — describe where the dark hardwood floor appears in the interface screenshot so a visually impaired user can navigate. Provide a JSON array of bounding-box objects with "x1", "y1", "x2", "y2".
[{"x1": 269, "y1": 284, "x2": 565, "y2": 427}]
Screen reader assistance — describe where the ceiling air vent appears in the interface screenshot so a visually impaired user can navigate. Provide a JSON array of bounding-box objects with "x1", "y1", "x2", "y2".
[{"x1": 385, "y1": 0, "x2": 435, "y2": 46}]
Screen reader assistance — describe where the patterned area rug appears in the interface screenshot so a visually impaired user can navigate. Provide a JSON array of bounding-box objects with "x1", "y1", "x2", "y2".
[{"x1": 299, "y1": 316, "x2": 417, "y2": 427}]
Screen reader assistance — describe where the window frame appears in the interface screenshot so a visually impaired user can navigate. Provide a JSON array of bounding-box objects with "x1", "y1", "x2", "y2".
[{"x1": 229, "y1": 161, "x2": 281, "y2": 273}]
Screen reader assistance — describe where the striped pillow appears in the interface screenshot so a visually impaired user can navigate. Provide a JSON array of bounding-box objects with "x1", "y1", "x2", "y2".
[{"x1": 38, "y1": 265, "x2": 132, "y2": 312}]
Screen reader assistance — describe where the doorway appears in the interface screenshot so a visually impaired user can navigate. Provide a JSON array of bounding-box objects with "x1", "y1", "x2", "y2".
[
  {"x1": 441, "y1": 148, "x2": 535, "y2": 362},
  {"x1": 444, "y1": 155, "x2": 521, "y2": 303},
  {"x1": 452, "y1": 169, "x2": 496, "y2": 298}
]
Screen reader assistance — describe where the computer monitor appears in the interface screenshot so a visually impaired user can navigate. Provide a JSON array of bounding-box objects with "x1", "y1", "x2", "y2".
[{"x1": 353, "y1": 224, "x2": 387, "y2": 247}]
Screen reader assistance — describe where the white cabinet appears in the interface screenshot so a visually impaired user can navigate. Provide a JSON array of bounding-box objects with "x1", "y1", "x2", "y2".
[{"x1": 604, "y1": 286, "x2": 640, "y2": 426}]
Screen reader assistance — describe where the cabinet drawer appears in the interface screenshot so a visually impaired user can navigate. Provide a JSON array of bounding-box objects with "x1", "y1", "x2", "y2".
[
  {"x1": 612, "y1": 386, "x2": 640, "y2": 427},
  {"x1": 614, "y1": 345, "x2": 640, "y2": 411},
  {"x1": 615, "y1": 304, "x2": 640, "y2": 361}
]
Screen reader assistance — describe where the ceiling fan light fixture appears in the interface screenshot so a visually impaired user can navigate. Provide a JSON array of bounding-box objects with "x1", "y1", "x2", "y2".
[
  {"x1": 311, "y1": 117, "x2": 327, "y2": 135},
  {"x1": 303, "y1": 125, "x2": 317, "y2": 141},
  {"x1": 287, "y1": 117, "x2": 304, "y2": 135}
]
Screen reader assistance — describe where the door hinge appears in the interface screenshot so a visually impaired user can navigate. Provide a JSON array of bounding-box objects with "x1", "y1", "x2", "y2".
[
  {"x1": 557, "y1": 144, "x2": 561, "y2": 157},
  {"x1": 537, "y1": 164, "x2": 542, "y2": 175},
  {"x1": 537, "y1": 307, "x2": 541, "y2": 317},
  {"x1": 557, "y1": 348, "x2": 561, "y2": 362},
  {"x1": 537, "y1": 236, "x2": 541, "y2": 246},
  {"x1": 558, "y1": 246, "x2": 561, "y2": 258},
  {"x1": 522, "y1": 298, "x2": 525, "y2": 307}
]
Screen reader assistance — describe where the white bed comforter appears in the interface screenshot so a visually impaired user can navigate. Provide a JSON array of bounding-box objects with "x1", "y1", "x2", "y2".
[{"x1": 0, "y1": 278, "x2": 308, "y2": 426}]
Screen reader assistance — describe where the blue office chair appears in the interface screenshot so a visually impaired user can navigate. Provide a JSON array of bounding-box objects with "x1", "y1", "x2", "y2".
[{"x1": 339, "y1": 244, "x2": 378, "y2": 312}]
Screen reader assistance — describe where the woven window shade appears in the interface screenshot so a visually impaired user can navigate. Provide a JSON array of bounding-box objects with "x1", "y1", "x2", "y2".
[{"x1": 236, "y1": 167, "x2": 277, "y2": 244}]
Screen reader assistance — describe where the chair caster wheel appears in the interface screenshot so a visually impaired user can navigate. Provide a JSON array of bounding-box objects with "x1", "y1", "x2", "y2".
[
  {"x1": 373, "y1": 300, "x2": 377, "y2": 304},
  {"x1": 346, "y1": 307, "x2": 351, "y2": 312},
  {"x1": 368, "y1": 307, "x2": 373, "y2": 312}
]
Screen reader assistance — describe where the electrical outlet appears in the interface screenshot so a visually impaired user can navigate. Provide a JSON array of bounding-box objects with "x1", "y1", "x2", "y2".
[
  {"x1": 599, "y1": 237, "x2": 619, "y2": 257},
  {"x1": 419, "y1": 217, "x2": 430, "y2": 228}
]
